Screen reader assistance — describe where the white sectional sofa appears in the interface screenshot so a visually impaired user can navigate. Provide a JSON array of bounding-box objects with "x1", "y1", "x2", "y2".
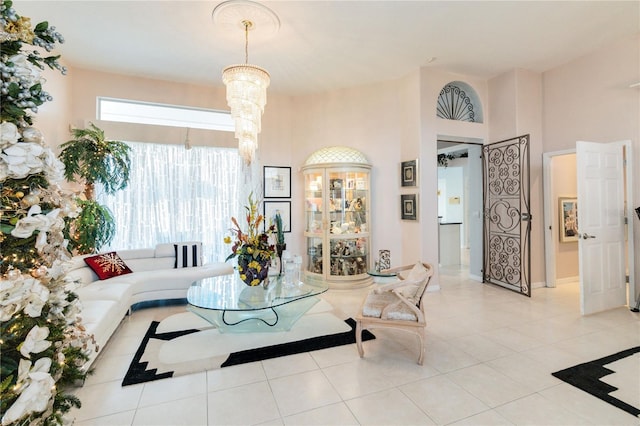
[{"x1": 65, "y1": 243, "x2": 233, "y2": 367}]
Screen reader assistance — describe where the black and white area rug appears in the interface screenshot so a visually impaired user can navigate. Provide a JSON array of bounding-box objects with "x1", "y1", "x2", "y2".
[
  {"x1": 122, "y1": 300, "x2": 374, "y2": 386},
  {"x1": 552, "y1": 346, "x2": 640, "y2": 418}
]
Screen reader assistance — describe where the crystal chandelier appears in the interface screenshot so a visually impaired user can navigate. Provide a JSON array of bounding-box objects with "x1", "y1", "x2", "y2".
[{"x1": 222, "y1": 20, "x2": 270, "y2": 165}]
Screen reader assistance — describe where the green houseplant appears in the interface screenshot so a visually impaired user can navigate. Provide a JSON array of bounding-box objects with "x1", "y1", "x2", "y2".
[{"x1": 58, "y1": 123, "x2": 131, "y2": 253}]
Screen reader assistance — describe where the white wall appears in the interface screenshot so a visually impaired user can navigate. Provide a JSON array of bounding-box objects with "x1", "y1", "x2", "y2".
[
  {"x1": 543, "y1": 34, "x2": 640, "y2": 296},
  {"x1": 487, "y1": 69, "x2": 545, "y2": 287}
]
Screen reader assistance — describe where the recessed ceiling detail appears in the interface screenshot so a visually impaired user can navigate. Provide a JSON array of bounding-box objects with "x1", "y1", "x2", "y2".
[{"x1": 212, "y1": 0, "x2": 280, "y2": 39}]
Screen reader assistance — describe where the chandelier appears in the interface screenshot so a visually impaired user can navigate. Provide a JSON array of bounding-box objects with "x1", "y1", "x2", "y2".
[{"x1": 222, "y1": 19, "x2": 270, "y2": 165}]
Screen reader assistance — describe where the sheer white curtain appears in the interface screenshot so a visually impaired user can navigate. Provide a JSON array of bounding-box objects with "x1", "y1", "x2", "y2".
[{"x1": 98, "y1": 142, "x2": 241, "y2": 263}]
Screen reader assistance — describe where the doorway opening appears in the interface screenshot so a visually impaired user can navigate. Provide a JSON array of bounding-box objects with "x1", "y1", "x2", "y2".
[
  {"x1": 543, "y1": 142, "x2": 636, "y2": 314},
  {"x1": 437, "y1": 139, "x2": 483, "y2": 282}
]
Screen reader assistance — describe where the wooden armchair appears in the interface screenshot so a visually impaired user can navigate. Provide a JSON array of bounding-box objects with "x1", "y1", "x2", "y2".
[{"x1": 355, "y1": 262, "x2": 433, "y2": 365}]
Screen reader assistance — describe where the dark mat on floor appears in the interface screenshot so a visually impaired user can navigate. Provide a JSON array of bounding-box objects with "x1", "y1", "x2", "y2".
[{"x1": 552, "y1": 346, "x2": 640, "y2": 418}]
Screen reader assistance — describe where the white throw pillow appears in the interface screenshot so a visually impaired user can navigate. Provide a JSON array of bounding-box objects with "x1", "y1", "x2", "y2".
[{"x1": 406, "y1": 262, "x2": 428, "y2": 283}]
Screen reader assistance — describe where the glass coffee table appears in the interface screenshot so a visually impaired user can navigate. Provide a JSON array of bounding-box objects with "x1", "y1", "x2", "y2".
[{"x1": 187, "y1": 274, "x2": 329, "y2": 333}]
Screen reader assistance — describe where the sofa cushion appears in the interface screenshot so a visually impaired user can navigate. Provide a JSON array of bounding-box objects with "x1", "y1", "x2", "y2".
[
  {"x1": 79, "y1": 299, "x2": 122, "y2": 347},
  {"x1": 174, "y1": 242, "x2": 202, "y2": 268},
  {"x1": 84, "y1": 252, "x2": 133, "y2": 280},
  {"x1": 76, "y1": 282, "x2": 133, "y2": 304},
  {"x1": 118, "y1": 248, "x2": 156, "y2": 261},
  {"x1": 66, "y1": 266, "x2": 98, "y2": 286}
]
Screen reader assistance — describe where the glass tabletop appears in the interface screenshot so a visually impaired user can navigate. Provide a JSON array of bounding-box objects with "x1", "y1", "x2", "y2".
[
  {"x1": 187, "y1": 273, "x2": 329, "y2": 311},
  {"x1": 366, "y1": 269, "x2": 397, "y2": 277}
]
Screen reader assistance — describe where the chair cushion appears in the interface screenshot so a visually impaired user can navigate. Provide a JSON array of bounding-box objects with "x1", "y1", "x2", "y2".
[
  {"x1": 362, "y1": 291, "x2": 418, "y2": 321},
  {"x1": 84, "y1": 252, "x2": 133, "y2": 280}
]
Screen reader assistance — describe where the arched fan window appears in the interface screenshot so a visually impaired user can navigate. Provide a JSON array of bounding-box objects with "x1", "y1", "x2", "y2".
[{"x1": 437, "y1": 81, "x2": 483, "y2": 123}]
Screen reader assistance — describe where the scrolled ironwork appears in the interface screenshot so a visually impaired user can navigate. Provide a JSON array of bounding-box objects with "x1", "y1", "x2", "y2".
[
  {"x1": 437, "y1": 84, "x2": 476, "y2": 122},
  {"x1": 483, "y1": 135, "x2": 531, "y2": 296}
]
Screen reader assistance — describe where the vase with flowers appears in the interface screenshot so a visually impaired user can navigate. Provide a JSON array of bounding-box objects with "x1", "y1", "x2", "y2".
[{"x1": 224, "y1": 193, "x2": 276, "y2": 286}]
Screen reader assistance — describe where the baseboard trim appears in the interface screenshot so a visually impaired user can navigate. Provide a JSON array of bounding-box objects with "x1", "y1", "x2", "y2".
[
  {"x1": 531, "y1": 281, "x2": 547, "y2": 289},
  {"x1": 556, "y1": 276, "x2": 579, "y2": 285}
]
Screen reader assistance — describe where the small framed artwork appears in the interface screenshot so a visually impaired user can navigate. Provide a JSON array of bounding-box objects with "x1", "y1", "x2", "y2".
[
  {"x1": 263, "y1": 166, "x2": 291, "y2": 198},
  {"x1": 401, "y1": 159, "x2": 418, "y2": 187},
  {"x1": 264, "y1": 200, "x2": 291, "y2": 233},
  {"x1": 559, "y1": 197, "x2": 578, "y2": 242},
  {"x1": 401, "y1": 194, "x2": 418, "y2": 221}
]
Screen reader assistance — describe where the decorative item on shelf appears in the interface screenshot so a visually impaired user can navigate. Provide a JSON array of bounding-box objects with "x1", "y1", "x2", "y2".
[
  {"x1": 379, "y1": 249, "x2": 391, "y2": 271},
  {"x1": 224, "y1": 192, "x2": 275, "y2": 286},
  {"x1": 214, "y1": 0, "x2": 279, "y2": 165}
]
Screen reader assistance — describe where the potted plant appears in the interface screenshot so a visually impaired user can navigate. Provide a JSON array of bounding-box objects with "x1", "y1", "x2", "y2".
[{"x1": 58, "y1": 123, "x2": 131, "y2": 253}]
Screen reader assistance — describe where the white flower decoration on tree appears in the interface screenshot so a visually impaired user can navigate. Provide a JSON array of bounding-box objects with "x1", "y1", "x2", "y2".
[
  {"x1": 24, "y1": 279, "x2": 50, "y2": 317},
  {"x1": 1, "y1": 121, "x2": 19, "y2": 148},
  {"x1": 8, "y1": 54, "x2": 42, "y2": 84},
  {"x1": 17, "y1": 357, "x2": 52, "y2": 388},
  {"x1": 1, "y1": 371, "x2": 55, "y2": 425},
  {"x1": 1, "y1": 141, "x2": 45, "y2": 178},
  {"x1": 19, "y1": 325, "x2": 51, "y2": 358},
  {"x1": 9, "y1": 205, "x2": 61, "y2": 248}
]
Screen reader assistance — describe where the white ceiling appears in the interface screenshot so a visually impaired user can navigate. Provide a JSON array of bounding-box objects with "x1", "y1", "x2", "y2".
[{"x1": 17, "y1": 1, "x2": 640, "y2": 96}]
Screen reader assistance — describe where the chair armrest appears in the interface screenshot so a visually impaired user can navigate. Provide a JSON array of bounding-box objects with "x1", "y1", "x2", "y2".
[{"x1": 381, "y1": 263, "x2": 414, "y2": 275}]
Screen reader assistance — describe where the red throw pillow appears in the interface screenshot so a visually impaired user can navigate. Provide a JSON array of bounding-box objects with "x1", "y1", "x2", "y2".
[{"x1": 84, "y1": 252, "x2": 133, "y2": 280}]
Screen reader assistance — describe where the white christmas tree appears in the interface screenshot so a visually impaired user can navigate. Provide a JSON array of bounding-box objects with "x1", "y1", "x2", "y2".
[{"x1": 1, "y1": 1, "x2": 95, "y2": 424}]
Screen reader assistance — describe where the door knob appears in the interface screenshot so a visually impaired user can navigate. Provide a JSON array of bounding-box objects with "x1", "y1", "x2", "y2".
[{"x1": 581, "y1": 233, "x2": 596, "y2": 239}]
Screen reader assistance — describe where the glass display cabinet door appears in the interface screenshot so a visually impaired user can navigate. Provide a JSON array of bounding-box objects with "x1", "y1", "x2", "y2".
[
  {"x1": 306, "y1": 236, "x2": 323, "y2": 276},
  {"x1": 305, "y1": 171, "x2": 324, "y2": 234},
  {"x1": 329, "y1": 236, "x2": 369, "y2": 277}
]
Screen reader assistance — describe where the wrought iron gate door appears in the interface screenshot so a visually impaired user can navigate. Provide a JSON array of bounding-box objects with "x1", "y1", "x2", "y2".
[{"x1": 483, "y1": 135, "x2": 531, "y2": 296}]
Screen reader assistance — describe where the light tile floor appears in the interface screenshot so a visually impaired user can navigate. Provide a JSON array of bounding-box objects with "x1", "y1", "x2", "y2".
[{"x1": 71, "y1": 267, "x2": 640, "y2": 425}]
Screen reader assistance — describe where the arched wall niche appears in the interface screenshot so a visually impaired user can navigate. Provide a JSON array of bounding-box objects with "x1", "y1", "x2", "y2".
[{"x1": 436, "y1": 80, "x2": 483, "y2": 123}]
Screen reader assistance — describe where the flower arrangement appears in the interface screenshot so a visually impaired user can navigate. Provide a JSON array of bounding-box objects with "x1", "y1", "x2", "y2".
[
  {"x1": 1, "y1": 2, "x2": 95, "y2": 425},
  {"x1": 224, "y1": 193, "x2": 275, "y2": 286}
]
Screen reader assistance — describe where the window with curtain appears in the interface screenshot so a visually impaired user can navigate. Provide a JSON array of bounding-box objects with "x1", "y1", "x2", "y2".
[{"x1": 98, "y1": 141, "x2": 241, "y2": 263}]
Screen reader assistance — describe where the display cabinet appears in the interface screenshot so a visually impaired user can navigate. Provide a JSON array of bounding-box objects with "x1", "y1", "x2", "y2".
[{"x1": 302, "y1": 146, "x2": 372, "y2": 288}]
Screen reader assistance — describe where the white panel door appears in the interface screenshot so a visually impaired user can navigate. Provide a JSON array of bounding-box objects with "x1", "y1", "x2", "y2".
[{"x1": 576, "y1": 141, "x2": 626, "y2": 315}]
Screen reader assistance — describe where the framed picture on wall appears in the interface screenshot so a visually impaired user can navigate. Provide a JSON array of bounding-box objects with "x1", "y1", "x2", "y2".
[
  {"x1": 263, "y1": 166, "x2": 291, "y2": 198},
  {"x1": 401, "y1": 194, "x2": 418, "y2": 221},
  {"x1": 401, "y1": 159, "x2": 418, "y2": 187},
  {"x1": 264, "y1": 201, "x2": 291, "y2": 233},
  {"x1": 559, "y1": 197, "x2": 578, "y2": 242}
]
